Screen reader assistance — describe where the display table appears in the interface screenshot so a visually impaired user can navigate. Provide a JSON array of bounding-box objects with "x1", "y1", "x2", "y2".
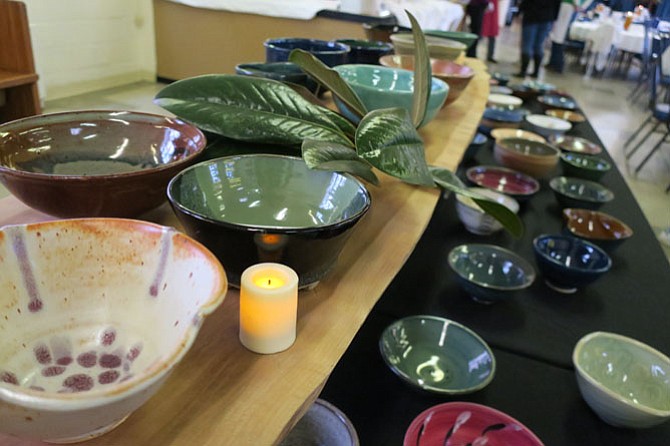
[{"x1": 0, "y1": 61, "x2": 490, "y2": 445}]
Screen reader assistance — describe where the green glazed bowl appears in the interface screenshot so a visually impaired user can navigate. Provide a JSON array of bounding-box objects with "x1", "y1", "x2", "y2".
[
  {"x1": 333, "y1": 64, "x2": 448, "y2": 127},
  {"x1": 379, "y1": 315, "x2": 495, "y2": 395},
  {"x1": 167, "y1": 154, "x2": 371, "y2": 288},
  {"x1": 560, "y1": 152, "x2": 612, "y2": 181},
  {"x1": 425, "y1": 30, "x2": 478, "y2": 50},
  {"x1": 390, "y1": 32, "x2": 467, "y2": 61}
]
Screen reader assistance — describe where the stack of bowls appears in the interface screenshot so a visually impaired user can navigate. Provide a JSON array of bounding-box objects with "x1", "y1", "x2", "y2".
[
  {"x1": 494, "y1": 137, "x2": 561, "y2": 178},
  {"x1": 390, "y1": 32, "x2": 467, "y2": 61}
]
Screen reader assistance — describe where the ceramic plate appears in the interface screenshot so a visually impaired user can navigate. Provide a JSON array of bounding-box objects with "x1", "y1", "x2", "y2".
[
  {"x1": 466, "y1": 165, "x2": 540, "y2": 199},
  {"x1": 548, "y1": 135, "x2": 603, "y2": 154}
]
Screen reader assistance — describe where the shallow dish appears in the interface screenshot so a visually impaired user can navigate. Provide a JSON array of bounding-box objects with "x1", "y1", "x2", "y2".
[
  {"x1": 455, "y1": 187, "x2": 520, "y2": 235},
  {"x1": 533, "y1": 234, "x2": 612, "y2": 293},
  {"x1": 487, "y1": 93, "x2": 523, "y2": 110},
  {"x1": 167, "y1": 154, "x2": 371, "y2": 288},
  {"x1": 525, "y1": 114, "x2": 572, "y2": 138},
  {"x1": 494, "y1": 137, "x2": 560, "y2": 178},
  {"x1": 0, "y1": 110, "x2": 206, "y2": 218},
  {"x1": 403, "y1": 402, "x2": 544, "y2": 446},
  {"x1": 0, "y1": 219, "x2": 227, "y2": 443},
  {"x1": 550, "y1": 176, "x2": 614, "y2": 210},
  {"x1": 390, "y1": 32, "x2": 467, "y2": 61},
  {"x1": 548, "y1": 135, "x2": 603, "y2": 155},
  {"x1": 234, "y1": 61, "x2": 318, "y2": 94},
  {"x1": 448, "y1": 244, "x2": 535, "y2": 304},
  {"x1": 335, "y1": 39, "x2": 393, "y2": 64},
  {"x1": 279, "y1": 399, "x2": 359, "y2": 446},
  {"x1": 490, "y1": 128, "x2": 545, "y2": 143},
  {"x1": 573, "y1": 331, "x2": 670, "y2": 429},
  {"x1": 466, "y1": 165, "x2": 540, "y2": 200},
  {"x1": 546, "y1": 109, "x2": 586, "y2": 123},
  {"x1": 264, "y1": 38, "x2": 350, "y2": 67},
  {"x1": 424, "y1": 29, "x2": 478, "y2": 49},
  {"x1": 560, "y1": 152, "x2": 611, "y2": 181},
  {"x1": 563, "y1": 208, "x2": 633, "y2": 251},
  {"x1": 380, "y1": 316, "x2": 495, "y2": 394},
  {"x1": 538, "y1": 94, "x2": 578, "y2": 110}
]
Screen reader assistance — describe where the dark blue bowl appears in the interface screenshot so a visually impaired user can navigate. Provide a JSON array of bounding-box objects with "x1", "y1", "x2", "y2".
[
  {"x1": 533, "y1": 234, "x2": 612, "y2": 293},
  {"x1": 234, "y1": 62, "x2": 319, "y2": 94},
  {"x1": 264, "y1": 38, "x2": 350, "y2": 67},
  {"x1": 482, "y1": 108, "x2": 524, "y2": 123},
  {"x1": 335, "y1": 39, "x2": 393, "y2": 64}
]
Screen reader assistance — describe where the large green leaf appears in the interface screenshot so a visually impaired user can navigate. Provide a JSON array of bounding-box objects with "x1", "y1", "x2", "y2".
[
  {"x1": 356, "y1": 108, "x2": 434, "y2": 186},
  {"x1": 154, "y1": 74, "x2": 353, "y2": 147},
  {"x1": 429, "y1": 166, "x2": 524, "y2": 238},
  {"x1": 302, "y1": 140, "x2": 379, "y2": 185},
  {"x1": 289, "y1": 49, "x2": 368, "y2": 118},
  {"x1": 407, "y1": 11, "x2": 431, "y2": 129}
]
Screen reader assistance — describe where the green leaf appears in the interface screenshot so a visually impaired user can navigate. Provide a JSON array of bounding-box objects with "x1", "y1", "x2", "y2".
[
  {"x1": 406, "y1": 11, "x2": 431, "y2": 129},
  {"x1": 289, "y1": 49, "x2": 368, "y2": 118},
  {"x1": 154, "y1": 74, "x2": 353, "y2": 147},
  {"x1": 302, "y1": 140, "x2": 379, "y2": 185},
  {"x1": 356, "y1": 108, "x2": 434, "y2": 186},
  {"x1": 429, "y1": 166, "x2": 524, "y2": 238}
]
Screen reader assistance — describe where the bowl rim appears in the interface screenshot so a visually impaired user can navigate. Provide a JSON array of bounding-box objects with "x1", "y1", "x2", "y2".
[
  {"x1": 572, "y1": 331, "x2": 670, "y2": 417},
  {"x1": 490, "y1": 128, "x2": 545, "y2": 142},
  {"x1": 537, "y1": 94, "x2": 578, "y2": 109},
  {"x1": 549, "y1": 176, "x2": 615, "y2": 203},
  {"x1": 167, "y1": 154, "x2": 372, "y2": 233},
  {"x1": 379, "y1": 315, "x2": 496, "y2": 395},
  {"x1": 465, "y1": 165, "x2": 541, "y2": 196},
  {"x1": 488, "y1": 93, "x2": 523, "y2": 106},
  {"x1": 559, "y1": 152, "x2": 612, "y2": 171},
  {"x1": 263, "y1": 37, "x2": 351, "y2": 53},
  {"x1": 496, "y1": 137, "x2": 561, "y2": 159},
  {"x1": 545, "y1": 109, "x2": 586, "y2": 122},
  {"x1": 0, "y1": 110, "x2": 207, "y2": 180},
  {"x1": 0, "y1": 218, "x2": 227, "y2": 410},
  {"x1": 390, "y1": 32, "x2": 468, "y2": 50},
  {"x1": 525, "y1": 113, "x2": 572, "y2": 131},
  {"x1": 532, "y1": 233, "x2": 612, "y2": 273},
  {"x1": 456, "y1": 187, "x2": 520, "y2": 214},
  {"x1": 378, "y1": 54, "x2": 475, "y2": 79},
  {"x1": 448, "y1": 243, "x2": 536, "y2": 290},
  {"x1": 562, "y1": 208, "x2": 633, "y2": 240},
  {"x1": 334, "y1": 63, "x2": 449, "y2": 94},
  {"x1": 548, "y1": 134, "x2": 603, "y2": 154}
]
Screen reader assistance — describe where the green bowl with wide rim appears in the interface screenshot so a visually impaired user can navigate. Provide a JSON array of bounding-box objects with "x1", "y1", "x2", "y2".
[{"x1": 560, "y1": 152, "x2": 612, "y2": 181}]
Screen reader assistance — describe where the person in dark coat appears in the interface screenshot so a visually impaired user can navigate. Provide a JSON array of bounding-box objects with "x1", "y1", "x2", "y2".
[
  {"x1": 517, "y1": 0, "x2": 562, "y2": 77},
  {"x1": 466, "y1": 0, "x2": 490, "y2": 58}
]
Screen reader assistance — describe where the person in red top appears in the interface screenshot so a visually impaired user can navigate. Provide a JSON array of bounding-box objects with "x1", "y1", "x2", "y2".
[{"x1": 481, "y1": 0, "x2": 500, "y2": 63}]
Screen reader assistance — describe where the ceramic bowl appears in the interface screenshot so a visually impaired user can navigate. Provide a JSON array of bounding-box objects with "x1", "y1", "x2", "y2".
[
  {"x1": 335, "y1": 39, "x2": 393, "y2": 64},
  {"x1": 466, "y1": 165, "x2": 540, "y2": 201},
  {"x1": 548, "y1": 135, "x2": 603, "y2": 155},
  {"x1": 264, "y1": 38, "x2": 350, "y2": 67},
  {"x1": 573, "y1": 331, "x2": 670, "y2": 429},
  {"x1": 560, "y1": 152, "x2": 612, "y2": 181},
  {"x1": 455, "y1": 187, "x2": 520, "y2": 235},
  {"x1": 549, "y1": 176, "x2": 614, "y2": 210},
  {"x1": 403, "y1": 402, "x2": 544, "y2": 446},
  {"x1": 490, "y1": 128, "x2": 545, "y2": 143},
  {"x1": 537, "y1": 94, "x2": 578, "y2": 111},
  {"x1": 0, "y1": 219, "x2": 227, "y2": 443},
  {"x1": 234, "y1": 61, "x2": 319, "y2": 94},
  {"x1": 525, "y1": 114, "x2": 572, "y2": 139},
  {"x1": 487, "y1": 93, "x2": 523, "y2": 110},
  {"x1": 491, "y1": 72, "x2": 511, "y2": 86},
  {"x1": 448, "y1": 244, "x2": 535, "y2": 304},
  {"x1": 494, "y1": 137, "x2": 561, "y2": 178},
  {"x1": 167, "y1": 154, "x2": 371, "y2": 288},
  {"x1": 490, "y1": 85, "x2": 513, "y2": 95},
  {"x1": 378, "y1": 55, "x2": 474, "y2": 106},
  {"x1": 333, "y1": 64, "x2": 448, "y2": 127},
  {"x1": 546, "y1": 109, "x2": 586, "y2": 123},
  {"x1": 425, "y1": 30, "x2": 478, "y2": 49},
  {"x1": 0, "y1": 110, "x2": 206, "y2": 218},
  {"x1": 279, "y1": 399, "x2": 359, "y2": 446},
  {"x1": 522, "y1": 80, "x2": 557, "y2": 93},
  {"x1": 533, "y1": 234, "x2": 612, "y2": 293},
  {"x1": 390, "y1": 32, "x2": 467, "y2": 61},
  {"x1": 362, "y1": 22, "x2": 410, "y2": 43},
  {"x1": 563, "y1": 208, "x2": 633, "y2": 251},
  {"x1": 480, "y1": 108, "x2": 524, "y2": 129},
  {"x1": 379, "y1": 315, "x2": 495, "y2": 394}
]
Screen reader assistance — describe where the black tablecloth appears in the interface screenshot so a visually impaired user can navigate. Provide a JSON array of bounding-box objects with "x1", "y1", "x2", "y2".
[{"x1": 319, "y1": 95, "x2": 670, "y2": 445}]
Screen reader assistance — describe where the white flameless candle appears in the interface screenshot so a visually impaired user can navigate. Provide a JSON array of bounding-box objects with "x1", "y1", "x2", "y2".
[{"x1": 239, "y1": 263, "x2": 298, "y2": 354}]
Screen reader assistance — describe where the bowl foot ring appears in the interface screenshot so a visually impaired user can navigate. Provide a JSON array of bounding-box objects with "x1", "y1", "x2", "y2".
[
  {"x1": 544, "y1": 280, "x2": 577, "y2": 294},
  {"x1": 44, "y1": 414, "x2": 129, "y2": 444}
]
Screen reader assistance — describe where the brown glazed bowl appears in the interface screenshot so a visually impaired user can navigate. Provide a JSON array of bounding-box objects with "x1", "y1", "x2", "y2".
[
  {"x1": 493, "y1": 137, "x2": 561, "y2": 178},
  {"x1": 0, "y1": 110, "x2": 206, "y2": 218},
  {"x1": 563, "y1": 208, "x2": 634, "y2": 251}
]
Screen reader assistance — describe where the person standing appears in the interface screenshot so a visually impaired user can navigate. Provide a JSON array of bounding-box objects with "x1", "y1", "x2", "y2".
[
  {"x1": 517, "y1": 0, "x2": 562, "y2": 78},
  {"x1": 466, "y1": 0, "x2": 490, "y2": 58},
  {"x1": 482, "y1": 0, "x2": 500, "y2": 63},
  {"x1": 546, "y1": 0, "x2": 583, "y2": 73}
]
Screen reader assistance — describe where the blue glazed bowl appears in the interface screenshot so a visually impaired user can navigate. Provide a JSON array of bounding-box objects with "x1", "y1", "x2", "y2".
[
  {"x1": 448, "y1": 244, "x2": 535, "y2": 304},
  {"x1": 167, "y1": 154, "x2": 371, "y2": 288},
  {"x1": 549, "y1": 176, "x2": 614, "y2": 210},
  {"x1": 533, "y1": 234, "x2": 612, "y2": 293},
  {"x1": 335, "y1": 39, "x2": 394, "y2": 64},
  {"x1": 480, "y1": 107, "x2": 525, "y2": 129},
  {"x1": 333, "y1": 64, "x2": 449, "y2": 127},
  {"x1": 234, "y1": 62, "x2": 319, "y2": 94},
  {"x1": 379, "y1": 315, "x2": 495, "y2": 394},
  {"x1": 264, "y1": 38, "x2": 350, "y2": 67}
]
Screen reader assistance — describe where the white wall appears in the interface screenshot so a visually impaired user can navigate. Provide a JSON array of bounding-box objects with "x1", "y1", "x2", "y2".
[{"x1": 22, "y1": 0, "x2": 156, "y2": 101}]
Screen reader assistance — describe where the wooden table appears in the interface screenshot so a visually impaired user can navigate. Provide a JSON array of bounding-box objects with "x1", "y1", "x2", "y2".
[{"x1": 0, "y1": 59, "x2": 489, "y2": 446}]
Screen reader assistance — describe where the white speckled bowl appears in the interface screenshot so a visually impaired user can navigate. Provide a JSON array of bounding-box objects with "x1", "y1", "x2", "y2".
[
  {"x1": 525, "y1": 114, "x2": 572, "y2": 138},
  {"x1": 455, "y1": 188, "x2": 520, "y2": 235},
  {"x1": 0, "y1": 219, "x2": 227, "y2": 443}
]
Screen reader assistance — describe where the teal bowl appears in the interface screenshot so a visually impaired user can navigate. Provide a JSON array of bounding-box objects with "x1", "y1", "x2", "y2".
[
  {"x1": 550, "y1": 176, "x2": 614, "y2": 210},
  {"x1": 333, "y1": 64, "x2": 449, "y2": 127},
  {"x1": 167, "y1": 155, "x2": 371, "y2": 288},
  {"x1": 379, "y1": 315, "x2": 495, "y2": 394},
  {"x1": 425, "y1": 30, "x2": 478, "y2": 50},
  {"x1": 560, "y1": 152, "x2": 612, "y2": 181}
]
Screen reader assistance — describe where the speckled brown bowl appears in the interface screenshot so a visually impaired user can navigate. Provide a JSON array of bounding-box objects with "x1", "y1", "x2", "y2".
[{"x1": 563, "y1": 208, "x2": 633, "y2": 251}]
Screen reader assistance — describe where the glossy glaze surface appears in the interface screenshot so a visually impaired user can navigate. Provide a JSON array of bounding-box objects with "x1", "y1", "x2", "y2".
[
  {"x1": 264, "y1": 38, "x2": 350, "y2": 66},
  {"x1": 335, "y1": 39, "x2": 393, "y2": 64},
  {"x1": 490, "y1": 128, "x2": 545, "y2": 143},
  {"x1": 279, "y1": 399, "x2": 359, "y2": 446},
  {"x1": 563, "y1": 208, "x2": 633, "y2": 251},
  {"x1": 379, "y1": 316, "x2": 495, "y2": 394},
  {"x1": 466, "y1": 165, "x2": 540, "y2": 199},
  {"x1": 550, "y1": 176, "x2": 614, "y2": 210},
  {"x1": 487, "y1": 93, "x2": 523, "y2": 109},
  {"x1": 525, "y1": 114, "x2": 572, "y2": 138},
  {"x1": 548, "y1": 135, "x2": 603, "y2": 154},
  {"x1": 560, "y1": 152, "x2": 611, "y2": 181},
  {"x1": 538, "y1": 94, "x2": 578, "y2": 110},
  {"x1": 494, "y1": 137, "x2": 560, "y2": 178},
  {"x1": 390, "y1": 32, "x2": 467, "y2": 60},
  {"x1": 455, "y1": 187, "x2": 520, "y2": 235},
  {"x1": 546, "y1": 109, "x2": 586, "y2": 123}
]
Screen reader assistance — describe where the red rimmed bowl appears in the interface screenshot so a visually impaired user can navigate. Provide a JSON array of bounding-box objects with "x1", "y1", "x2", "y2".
[{"x1": 465, "y1": 165, "x2": 540, "y2": 201}]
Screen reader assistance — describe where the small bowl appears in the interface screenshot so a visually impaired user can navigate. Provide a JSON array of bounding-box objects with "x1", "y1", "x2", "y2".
[
  {"x1": 0, "y1": 110, "x2": 206, "y2": 218},
  {"x1": 279, "y1": 399, "x2": 359, "y2": 446},
  {"x1": 167, "y1": 154, "x2": 371, "y2": 288},
  {"x1": 573, "y1": 331, "x2": 670, "y2": 429},
  {"x1": 550, "y1": 176, "x2": 614, "y2": 210},
  {"x1": 362, "y1": 22, "x2": 410, "y2": 43},
  {"x1": 425, "y1": 30, "x2": 478, "y2": 50},
  {"x1": 455, "y1": 187, "x2": 520, "y2": 235},
  {"x1": 234, "y1": 61, "x2": 318, "y2": 94},
  {"x1": 490, "y1": 85, "x2": 513, "y2": 95},
  {"x1": 533, "y1": 234, "x2": 612, "y2": 293},
  {"x1": 335, "y1": 39, "x2": 393, "y2": 64},
  {"x1": 333, "y1": 64, "x2": 448, "y2": 127},
  {"x1": 494, "y1": 137, "x2": 561, "y2": 178},
  {"x1": 560, "y1": 152, "x2": 612, "y2": 181},
  {"x1": 390, "y1": 32, "x2": 467, "y2": 61},
  {"x1": 466, "y1": 165, "x2": 540, "y2": 200},
  {"x1": 487, "y1": 93, "x2": 523, "y2": 110},
  {"x1": 522, "y1": 80, "x2": 557, "y2": 93},
  {"x1": 379, "y1": 316, "x2": 495, "y2": 394},
  {"x1": 490, "y1": 128, "x2": 545, "y2": 143},
  {"x1": 538, "y1": 94, "x2": 578, "y2": 111},
  {"x1": 492, "y1": 72, "x2": 511, "y2": 86},
  {"x1": 448, "y1": 244, "x2": 535, "y2": 304},
  {"x1": 525, "y1": 114, "x2": 572, "y2": 139},
  {"x1": 378, "y1": 55, "x2": 474, "y2": 106},
  {"x1": 546, "y1": 109, "x2": 586, "y2": 123},
  {"x1": 481, "y1": 108, "x2": 524, "y2": 129},
  {"x1": 563, "y1": 208, "x2": 633, "y2": 251},
  {"x1": 548, "y1": 135, "x2": 603, "y2": 155},
  {"x1": 0, "y1": 219, "x2": 227, "y2": 443},
  {"x1": 264, "y1": 38, "x2": 350, "y2": 67},
  {"x1": 404, "y1": 402, "x2": 544, "y2": 446}
]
